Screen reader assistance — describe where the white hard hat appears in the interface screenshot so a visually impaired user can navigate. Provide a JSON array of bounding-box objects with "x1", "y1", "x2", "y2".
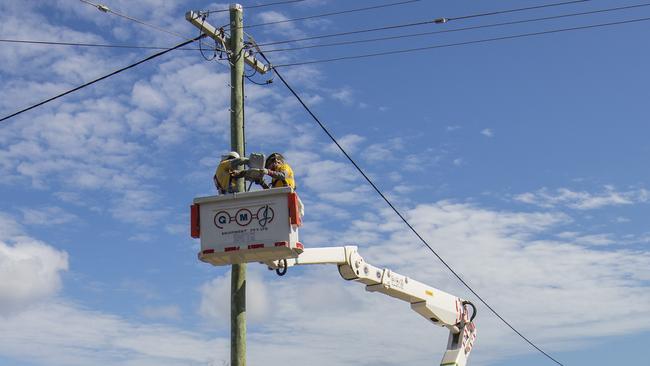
[{"x1": 221, "y1": 151, "x2": 240, "y2": 160}]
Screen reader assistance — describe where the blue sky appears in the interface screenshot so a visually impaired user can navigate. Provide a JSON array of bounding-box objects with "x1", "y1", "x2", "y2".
[{"x1": 1, "y1": 0, "x2": 649, "y2": 365}]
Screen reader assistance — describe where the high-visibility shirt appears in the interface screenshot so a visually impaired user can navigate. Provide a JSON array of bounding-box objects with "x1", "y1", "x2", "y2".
[
  {"x1": 215, "y1": 160, "x2": 236, "y2": 194},
  {"x1": 269, "y1": 163, "x2": 296, "y2": 190}
]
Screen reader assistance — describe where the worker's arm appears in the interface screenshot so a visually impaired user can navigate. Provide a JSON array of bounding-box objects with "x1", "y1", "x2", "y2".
[
  {"x1": 227, "y1": 157, "x2": 250, "y2": 169},
  {"x1": 265, "y1": 168, "x2": 286, "y2": 181},
  {"x1": 236, "y1": 168, "x2": 286, "y2": 184}
]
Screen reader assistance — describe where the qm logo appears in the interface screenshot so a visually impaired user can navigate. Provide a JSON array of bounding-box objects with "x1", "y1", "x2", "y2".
[{"x1": 214, "y1": 205, "x2": 275, "y2": 229}]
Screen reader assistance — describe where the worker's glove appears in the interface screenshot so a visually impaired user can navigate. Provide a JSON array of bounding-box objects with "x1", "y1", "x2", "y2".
[{"x1": 230, "y1": 170, "x2": 246, "y2": 179}]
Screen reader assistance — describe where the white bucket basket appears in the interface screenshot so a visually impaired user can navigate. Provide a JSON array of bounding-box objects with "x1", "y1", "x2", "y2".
[{"x1": 191, "y1": 187, "x2": 303, "y2": 266}]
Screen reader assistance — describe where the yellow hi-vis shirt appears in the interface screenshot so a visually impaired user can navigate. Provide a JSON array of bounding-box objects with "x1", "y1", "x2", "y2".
[
  {"x1": 270, "y1": 163, "x2": 296, "y2": 190},
  {"x1": 215, "y1": 160, "x2": 236, "y2": 194}
]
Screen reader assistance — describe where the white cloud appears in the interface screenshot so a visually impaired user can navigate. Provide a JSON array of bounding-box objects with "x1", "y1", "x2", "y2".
[
  {"x1": 331, "y1": 87, "x2": 354, "y2": 104},
  {"x1": 0, "y1": 300, "x2": 227, "y2": 366},
  {"x1": 141, "y1": 305, "x2": 182, "y2": 321},
  {"x1": 0, "y1": 213, "x2": 23, "y2": 240},
  {"x1": 199, "y1": 268, "x2": 270, "y2": 326},
  {"x1": 21, "y1": 206, "x2": 78, "y2": 226},
  {"x1": 481, "y1": 128, "x2": 493, "y2": 137},
  {"x1": 0, "y1": 233, "x2": 68, "y2": 315},
  {"x1": 361, "y1": 137, "x2": 404, "y2": 163},
  {"x1": 573, "y1": 233, "x2": 615, "y2": 246},
  {"x1": 285, "y1": 150, "x2": 360, "y2": 195},
  {"x1": 325, "y1": 133, "x2": 365, "y2": 155},
  {"x1": 515, "y1": 186, "x2": 649, "y2": 210}
]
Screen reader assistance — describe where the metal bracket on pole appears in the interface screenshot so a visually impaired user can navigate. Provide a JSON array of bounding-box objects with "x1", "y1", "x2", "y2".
[{"x1": 186, "y1": 11, "x2": 270, "y2": 74}]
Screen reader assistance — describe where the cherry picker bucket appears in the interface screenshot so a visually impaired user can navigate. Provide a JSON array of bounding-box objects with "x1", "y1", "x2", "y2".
[{"x1": 191, "y1": 187, "x2": 303, "y2": 266}]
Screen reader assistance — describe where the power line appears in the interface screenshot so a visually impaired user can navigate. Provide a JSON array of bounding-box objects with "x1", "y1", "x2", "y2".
[
  {"x1": 256, "y1": 49, "x2": 565, "y2": 366},
  {"x1": 0, "y1": 38, "x2": 210, "y2": 51},
  {"x1": 443, "y1": 0, "x2": 590, "y2": 23},
  {"x1": 7, "y1": 2, "x2": 647, "y2": 54},
  {"x1": 244, "y1": 0, "x2": 422, "y2": 29},
  {"x1": 257, "y1": 0, "x2": 592, "y2": 46},
  {"x1": 274, "y1": 16, "x2": 650, "y2": 67},
  {"x1": 206, "y1": 0, "x2": 308, "y2": 14},
  {"x1": 261, "y1": 3, "x2": 650, "y2": 53},
  {"x1": 0, "y1": 35, "x2": 204, "y2": 124},
  {"x1": 78, "y1": 0, "x2": 192, "y2": 41}
]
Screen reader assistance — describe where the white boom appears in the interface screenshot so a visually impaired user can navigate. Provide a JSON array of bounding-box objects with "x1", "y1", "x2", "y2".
[{"x1": 267, "y1": 246, "x2": 477, "y2": 366}]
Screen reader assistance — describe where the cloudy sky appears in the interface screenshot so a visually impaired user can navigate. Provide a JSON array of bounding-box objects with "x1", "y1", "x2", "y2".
[{"x1": 1, "y1": 0, "x2": 649, "y2": 365}]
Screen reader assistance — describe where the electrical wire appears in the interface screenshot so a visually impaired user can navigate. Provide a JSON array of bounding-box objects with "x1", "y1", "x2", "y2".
[
  {"x1": 78, "y1": 0, "x2": 192, "y2": 41},
  {"x1": 246, "y1": 75, "x2": 273, "y2": 85},
  {"x1": 444, "y1": 0, "x2": 590, "y2": 22},
  {"x1": 274, "y1": 16, "x2": 650, "y2": 67},
  {"x1": 0, "y1": 38, "x2": 205, "y2": 50},
  {"x1": 206, "y1": 0, "x2": 308, "y2": 14},
  {"x1": 255, "y1": 49, "x2": 565, "y2": 366},
  {"x1": 0, "y1": 35, "x2": 205, "y2": 123},
  {"x1": 244, "y1": 0, "x2": 422, "y2": 29},
  {"x1": 198, "y1": 14, "x2": 219, "y2": 61},
  {"x1": 16, "y1": 2, "x2": 643, "y2": 55},
  {"x1": 256, "y1": 0, "x2": 593, "y2": 46},
  {"x1": 261, "y1": 2, "x2": 650, "y2": 53}
]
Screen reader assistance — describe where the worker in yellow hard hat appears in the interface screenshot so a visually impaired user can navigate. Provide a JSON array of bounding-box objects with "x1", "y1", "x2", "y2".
[
  {"x1": 263, "y1": 152, "x2": 295, "y2": 190},
  {"x1": 214, "y1": 151, "x2": 249, "y2": 194}
]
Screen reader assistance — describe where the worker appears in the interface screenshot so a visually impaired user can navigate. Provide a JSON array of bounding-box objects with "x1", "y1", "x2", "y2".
[
  {"x1": 263, "y1": 152, "x2": 296, "y2": 190},
  {"x1": 214, "y1": 151, "x2": 249, "y2": 194}
]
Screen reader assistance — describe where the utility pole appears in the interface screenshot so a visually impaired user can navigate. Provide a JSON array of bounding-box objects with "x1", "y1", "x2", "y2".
[
  {"x1": 186, "y1": 5, "x2": 270, "y2": 366},
  {"x1": 228, "y1": 4, "x2": 246, "y2": 366}
]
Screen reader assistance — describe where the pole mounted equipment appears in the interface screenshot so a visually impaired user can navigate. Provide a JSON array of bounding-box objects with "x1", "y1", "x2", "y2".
[{"x1": 186, "y1": 10, "x2": 271, "y2": 74}]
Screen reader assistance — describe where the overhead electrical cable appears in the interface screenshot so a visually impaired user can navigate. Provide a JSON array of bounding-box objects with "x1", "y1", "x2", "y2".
[
  {"x1": 206, "y1": 0, "x2": 308, "y2": 14},
  {"x1": 9, "y1": 0, "x2": 647, "y2": 54},
  {"x1": 0, "y1": 38, "x2": 209, "y2": 51},
  {"x1": 261, "y1": 2, "x2": 650, "y2": 53},
  {"x1": 440, "y1": 0, "x2": 590, "y2": 23},
  {"x1": 11, "y1": 2, "x2": 641, "y2": 54},
  {"x1": 78, "y1": 0, "x2": 192, "y2": 41},
  {"x1": 0, "y1": 35, "x2": 204, "y2": 123},
  {"x1": 273, "y1": 16, "x2": 650, "y2": 67},
  {"x1": 255, "y1": 48, "x2": 566, "y2": 366},
  {"x1": 243, "y1": 0, "x2": 422, "y2": 29},
  {"x1": 257, "y1": 0, "x2": 592, "y2": 46}
]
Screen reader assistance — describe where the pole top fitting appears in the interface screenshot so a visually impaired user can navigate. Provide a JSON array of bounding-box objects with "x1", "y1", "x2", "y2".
[{"x1": 230, "y1": 3, "x2": 243, "y2": 12}]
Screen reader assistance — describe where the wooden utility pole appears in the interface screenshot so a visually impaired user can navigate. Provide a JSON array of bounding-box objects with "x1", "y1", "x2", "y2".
[
  {"x1": 228, "y1": 4, "x2": 246, "y2": 366},
  {"x1": 186, "y1": 4, "x2": 269, "y2": 366}
]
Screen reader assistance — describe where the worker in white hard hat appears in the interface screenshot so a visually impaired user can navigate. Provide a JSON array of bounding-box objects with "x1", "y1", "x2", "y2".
[{"x1": 214, "y1": 151, "x2": 249, "y2": 194}]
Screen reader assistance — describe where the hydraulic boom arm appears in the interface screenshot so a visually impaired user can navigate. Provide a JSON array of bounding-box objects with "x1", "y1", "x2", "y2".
[{"x1": 267, "y1": 246, "x2": 477, "y2": 366}]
